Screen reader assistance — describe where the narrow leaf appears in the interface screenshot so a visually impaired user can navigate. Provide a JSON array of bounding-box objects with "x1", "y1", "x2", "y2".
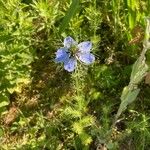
[
  {"x1": 0, "y1": 35, "x2": 13, "y2": 43},
  {"x1": 59, "y1": 0, "x2": 79, "y2": 33}
]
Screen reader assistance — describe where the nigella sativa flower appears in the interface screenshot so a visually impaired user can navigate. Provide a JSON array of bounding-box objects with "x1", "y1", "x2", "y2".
[{"x1": 55, "y1": 36, "x2": 95, "y2": 72}]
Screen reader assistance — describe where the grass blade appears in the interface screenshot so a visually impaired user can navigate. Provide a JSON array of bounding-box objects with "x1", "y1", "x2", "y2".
[{"x1": 59, "y1": 0, "x2": 79, "y2": 33}]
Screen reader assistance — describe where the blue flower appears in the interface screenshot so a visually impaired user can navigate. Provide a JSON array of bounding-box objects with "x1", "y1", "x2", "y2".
[{"x1": 55, "y1": 36, "x2": 95, "y2": 72}]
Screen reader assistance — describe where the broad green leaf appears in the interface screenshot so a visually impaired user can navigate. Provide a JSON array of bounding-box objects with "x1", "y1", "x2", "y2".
[
  {"x1": 0, "y1": 101, "x2": 9, "y2": 108},
  {"x1": 59, "y1": 0, "x2": 80, "y2": 33},
  {"x1": 0, "y1": 94, "x2": 9, "y2": 108},
  {"x1": 116, "y1": 88, "x2": 140, "y2": 119},
  {"x1": 130, "y1": 56, "x2": 148, "y2": 84}
]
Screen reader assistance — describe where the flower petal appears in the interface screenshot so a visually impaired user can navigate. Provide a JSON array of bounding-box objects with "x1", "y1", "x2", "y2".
[
  {"x1": 64, "y1": 36, "x2": 77, "y2": 48},
  {"x1": 77, "y1": 53, "x2": 95, "y2": 65},
  {"x1": 64, "y1": 58, "x2": 77, "y2": 72},
  {"x1": 55, "y1": 48, "x2": 70, "y2": 63},
  {"x1": 78, "y1": 41, "x2": 92, "y2": 53}
]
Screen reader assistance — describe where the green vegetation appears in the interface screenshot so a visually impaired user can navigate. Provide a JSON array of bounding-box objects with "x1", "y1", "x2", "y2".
[{"x1": 0, "y1": 0, "x2": 150, "y2": 149}]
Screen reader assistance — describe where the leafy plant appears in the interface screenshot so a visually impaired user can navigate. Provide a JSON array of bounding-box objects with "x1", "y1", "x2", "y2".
[{"x1": 0, "y1": 0, "x2": 35, "y2": 114}]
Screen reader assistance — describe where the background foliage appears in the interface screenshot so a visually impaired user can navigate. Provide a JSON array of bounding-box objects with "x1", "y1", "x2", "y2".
[{"x1": 0, "y1": 0, "x2": 150, "y2": 150}]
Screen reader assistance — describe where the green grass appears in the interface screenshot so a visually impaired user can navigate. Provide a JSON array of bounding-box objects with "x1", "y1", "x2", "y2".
[{"x1": 0, "y1": 0, "x2": 150, "y2": 149}]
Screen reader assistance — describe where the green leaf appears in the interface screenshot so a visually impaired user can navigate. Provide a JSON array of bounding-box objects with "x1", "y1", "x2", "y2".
[
  {"x1": 73, "y1": 122, "x2": 84, "y2": 134},
  {"x1": 59, "y1": 0, "x2": 80, "y2": 33},
  {"x1": 116, "y1": 88, "x2": 140, "y2": 119},
  {"x1": 74, "y1": 136, "x2": 82, "y2": 150},
  {"x1": 64, "y1": 106, "x2": 82, "y2": 118},
  {"x1": 79, "y1": 132, "x2": 92, "y2": 146},
  {"x1": 0, "y1": 94, "x2": 9, "y2": 108},
  {"x1": 130, "y1": 55, "x2": 148, "y2": 84},
  {"x1": 0, "y1": 35, "x2": 13, "y2": 43},
  {"x1": 115, "y1": 18, "x2": 150, "y2": 122}
]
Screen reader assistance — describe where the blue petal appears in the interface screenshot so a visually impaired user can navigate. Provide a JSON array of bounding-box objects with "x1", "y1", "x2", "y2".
[
  {"x1": 64, "y1": 58, "x2": 77, "y2": 72},
  {"x1": 55, "y1": 48, "x2": 70, "y2": 63},
  {"x1": 77, "y1": 53, "x2": 95, "y2": 65},
  {"x1": 78, "y1": 41, "x2": 92, "y2": 53},
  {"x1": 64, "y1": 36, "x2": 77, "y2": 48}
]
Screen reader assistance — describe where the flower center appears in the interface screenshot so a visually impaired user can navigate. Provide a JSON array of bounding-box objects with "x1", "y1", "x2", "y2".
[{"x1": 70, "y1": 45, "x2": 78, "y2": 56}]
